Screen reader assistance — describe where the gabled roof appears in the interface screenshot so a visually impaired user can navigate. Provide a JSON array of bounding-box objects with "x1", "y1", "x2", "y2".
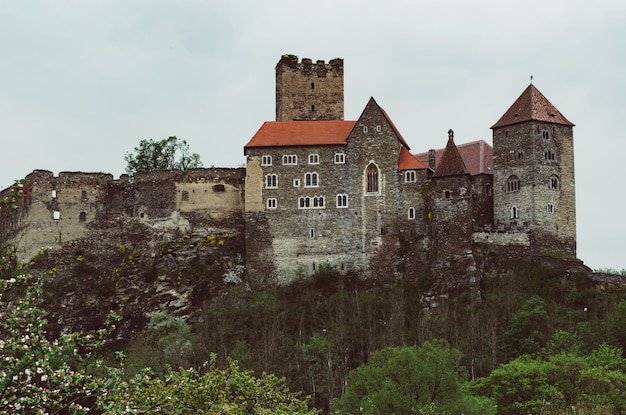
[
  {"x1": 375, "y1": 99, "x2": 411, "y2": 150},
  {"x1": 432, "y1": 131, "x2": 470, "y2": 178},
  {"x1": 244, "y1": 120, "x2": 357, "y2": 148},
  {"x1": 415, "y1": 139, "x2": 493, "y2": 176},
  {"x1": 491, "y1": 84, "x2": 574, "y2": 129},
  {"x1": 399, "y1": 146, "x2": 427, "y2": 170}
]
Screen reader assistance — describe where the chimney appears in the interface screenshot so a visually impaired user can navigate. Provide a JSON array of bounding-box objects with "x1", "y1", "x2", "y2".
[{"x1": 428, "y1": 149, "x2": 436, "y2": 169}]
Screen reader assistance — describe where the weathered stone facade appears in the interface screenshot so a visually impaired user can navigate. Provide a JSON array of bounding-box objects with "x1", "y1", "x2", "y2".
[{"x1": 1, "y1": 55, "x2": 577, "y2": 286}]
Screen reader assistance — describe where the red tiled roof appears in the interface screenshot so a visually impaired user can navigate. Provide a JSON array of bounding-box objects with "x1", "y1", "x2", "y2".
[
  {"x1": 491, "y1": 84, "x2": 574, "y2": 129},
  {"x1": 245, "y1": 121, "x2": 357, "y2": 148},
  {"x1": 415, "y1": 139, "x2": 493, "y2": 176},
  {"x1": 398, "y1": 146, "x2": 427, "y2": 170},
  {"x1": 378, "y1": 103, "x2": 411, "y2": 150}
]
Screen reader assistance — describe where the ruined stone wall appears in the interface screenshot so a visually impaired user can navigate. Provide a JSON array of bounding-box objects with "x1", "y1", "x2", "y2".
[
  {"x1": 275, "y1": 55, "x2": 344, "y2": 121},
  {"x1": 1, "y1": 168, "x2": 245, "y2": 260}
]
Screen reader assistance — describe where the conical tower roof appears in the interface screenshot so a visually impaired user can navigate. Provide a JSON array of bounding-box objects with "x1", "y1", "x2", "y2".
[
  {"x1": 433, "y1": 130, "x2": 470, "y2": 177},
  {"x1": 491, "y1": 84, "x2": 574, "y2": 129}
]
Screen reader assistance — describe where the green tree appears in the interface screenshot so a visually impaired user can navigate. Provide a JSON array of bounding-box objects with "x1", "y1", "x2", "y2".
[
  {"x1": 501, "y1": 295, "x2": 550, "y2": 358},
  {"x1": 124, "y1": 136, "x2": 202, "y2": 176},
  {"x1": 99, "y1": 357, "x2": 320, "y2": 414},
  {"x1": 330, "y1": 340, "x2": 495, "y2": 415}
]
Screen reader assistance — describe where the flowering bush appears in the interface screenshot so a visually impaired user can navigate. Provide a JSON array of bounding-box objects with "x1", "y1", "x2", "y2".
[
  {"x1": 0, "y1": 243, "x2": 119, "y2": 414},
  {"x1": 1, "y1": 179, "x2": 24, "y2": 209}
]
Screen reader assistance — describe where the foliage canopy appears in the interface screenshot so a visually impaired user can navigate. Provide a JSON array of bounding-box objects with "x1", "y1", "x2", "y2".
[{"x1": 124, "y1": 136, "x2": 202, "y2": 176}]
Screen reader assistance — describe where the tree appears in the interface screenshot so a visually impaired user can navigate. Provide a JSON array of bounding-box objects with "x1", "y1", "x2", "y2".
[
  {"x1": 330, "y1": 340, "x2": 495, "y2": 415},
  {"x1": 124, "y1": 136, "x2": 202, "y2": 176},
  {"x1": 99, "y1": 357, "x2": 320, "y2": 415},
  {"x1": 0, "y1": 243, "x2": 119, "y2": 414}
]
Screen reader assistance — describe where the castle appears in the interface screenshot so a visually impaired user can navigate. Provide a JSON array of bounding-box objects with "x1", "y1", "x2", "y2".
[{"x1": 1, "y1": 55, "x2": 576, "y2": 284}]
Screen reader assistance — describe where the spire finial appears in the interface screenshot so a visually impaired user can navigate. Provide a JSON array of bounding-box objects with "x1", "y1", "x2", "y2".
[
  {"x1": 530, "y1": 75, "x2": 533, "y2": 84},
  {"x1": 448, "y1": 129, "x2": 454, "y2": 140}
]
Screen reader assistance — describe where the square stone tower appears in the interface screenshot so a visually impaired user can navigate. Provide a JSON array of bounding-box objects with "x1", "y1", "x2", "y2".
[
  {"x1": 275, "y1": 54, "x2": 344, "y2": 121},
  {"x1": 491, "y1": 84, "x2": 576, "y2": 255}
]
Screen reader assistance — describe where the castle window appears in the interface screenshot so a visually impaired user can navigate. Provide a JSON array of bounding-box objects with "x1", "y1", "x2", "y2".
[
  {"x1": 544, "y1": 150, "x2": 556, "y2": 161},
  {"x1": 304, "y1": 172, "x2": 319, "y2": 187},
  {"x1": 404, "y1": 170, "x2": 416, "y2": 183},
  {"x1": 408, "y1": 207, "x2": 416, "y2": 220},
  {"x1": 542, "y1": 130, "x2": 550, "y2": 140},
  {"x1": 485, "y1": 183, "x2": 492, "y2": 196},
  {"x1": 308, "y1": 154, "x2": 319, "y2": 164},
  {"x1": 444, "y1": 190, "x2": 451, "y2": 199},
  {"x1": 79, "y1": 211, "x2": 87, "y2": 222},
  {"x1": 517, "y1": 151, "x2": 524, "y2": 161},
  {"x1": 293, "y1": 179, "x2": 300, "y2": 187},
  {"x1": 311, "y1": 82, "x2": 315, "y2": 90},
  {"x1": 310, "y1": 229, "x2": 315, "y2": 238},
  {"x1": 212, "y1": 184, "x2": 225, "y2": 192},
  {"x1": 506, "y1": 175, "x2": 521, "y2": 192},
  {"x1": 182, "y1": 191, "x2": 189, "y2": 201},
  {"x1": 51, "y1": 190, "x2": 57, "y2": 199},
  {"x1": 366, "y1": 163, "x2": 379, "y2": 194},
  {"x1": 261, "y1": 155, "x2": 272, "y2": 166},
  {"x1": 299, "y1": 196, "x2": 325, "y2": 209},
  {"x1": 510, "y1": 206, "x2": 519, "y2": 219},
  {"x1": 311, "y1": 105, "x2": 315, "y2": 113},
  {"x1": 282, "y1": 155, "x2": 298, "y2": 165},
  {"x1": 547, "y1": 203, "x2": 555, "y2": 213},
  {"x1": 334, "y1": 153, "x2": 346, "y2": 164},
  {"x1": 266, "y1": 174, "x2": 278, "y2": 189},
  {"x1": 336, "y1": 194, "x2": 348, "y2": 208},
  {"x1": 81, "y1": 190, "x2": 87, "y2": 200},
  {"x1": 376, "y1": 125, "x2": 381, "y2": 132},
  {"x1": 267, "y1": 198, "x2": 277, "y2": 209},
  {"x1": 363, "y1": 126, "x2": 368, "y2": 133},
  {"x1": 550, "y1": 175, "x2": 560, "y2": 190},
  {"x1": 53, "y1": 211, "x2": 60, "y2": 220}
]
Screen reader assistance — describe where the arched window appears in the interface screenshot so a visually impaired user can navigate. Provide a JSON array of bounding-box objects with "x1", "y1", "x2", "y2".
[
  {"x1": 336, "y1": 194, "x2": 348, "y2": 208},
  {"x1": 266, "y1": 174, "x2": 278, "y2": 189},
  {"x1": 79, "y1": 211, "x2": 87, "y2": 222},
  {"x1": 544, "y1": 150, "x2": 557, "y2": 161},
  {"x1": 366, "y1": 163, "x2": 379, "y2": 193},
  {"x1": 304, "y1": 172, "x2": 319, "y2": 187},
  {"x1": 510, "y1": 206, "x2": 519, "y2": 219},
  {"x1": 550, "y1": 175, "x2": 560, "y2": 190},
  {"x1": 506, "y1": 175, "x2": 521, "y2": 192}
]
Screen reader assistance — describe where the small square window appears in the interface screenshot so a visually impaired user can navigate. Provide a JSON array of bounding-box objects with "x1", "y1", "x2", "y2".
[
  {"x1": 293, "y1": 179, "x2": 300, "y2": 187},
  {"x1": 53, "y1": 211, "x2": 61, "y2": 220},
  {"x1": 267, "y1": 198, "x2": 277, "y2": 209},
  {"x1": 376, "y1": 125, "x2": 381, "y2": 132}
]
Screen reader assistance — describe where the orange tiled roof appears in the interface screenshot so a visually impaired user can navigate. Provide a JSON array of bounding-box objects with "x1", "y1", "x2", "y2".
[
  {"x1": 415, "y1": 139, "x2": 493, "y2": 176},
  {"x1": 398, "y1": 146, "x2": 427, "y2": 170},
  {"x1": 491, "y1": 84, "x2": 574, "y2": 129},
  {"x1": 245, "y1": 121, "x2": 356, "y2": 148}
]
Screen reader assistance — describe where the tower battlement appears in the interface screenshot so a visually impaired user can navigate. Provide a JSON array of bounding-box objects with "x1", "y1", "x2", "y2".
[{"x1": 275, "y1": 55, "x2": 344, "y2": 121}]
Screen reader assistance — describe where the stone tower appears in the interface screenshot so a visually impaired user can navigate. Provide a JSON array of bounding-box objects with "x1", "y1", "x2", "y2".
[
  {"x1": 491, "y1": 84, "x2": 576, "y2": 255},
  {"x1": 275, "y1": 54, "x2": 344, "y2": 121}
]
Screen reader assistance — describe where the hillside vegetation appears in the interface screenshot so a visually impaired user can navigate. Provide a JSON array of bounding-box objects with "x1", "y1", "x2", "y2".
[{"x1": 14, "y1": 232, "x2": 624, "y2": 414}]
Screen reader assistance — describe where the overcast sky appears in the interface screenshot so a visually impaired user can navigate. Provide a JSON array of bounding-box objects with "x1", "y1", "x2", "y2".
[{"x1": 1, "y1": 1, "x2": 624, "y2": 271}]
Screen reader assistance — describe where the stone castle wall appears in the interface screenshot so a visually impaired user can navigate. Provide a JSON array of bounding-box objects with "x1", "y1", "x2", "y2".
[{"x1": 1, "y1": 168, "x2": 245, "y2": 260}]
